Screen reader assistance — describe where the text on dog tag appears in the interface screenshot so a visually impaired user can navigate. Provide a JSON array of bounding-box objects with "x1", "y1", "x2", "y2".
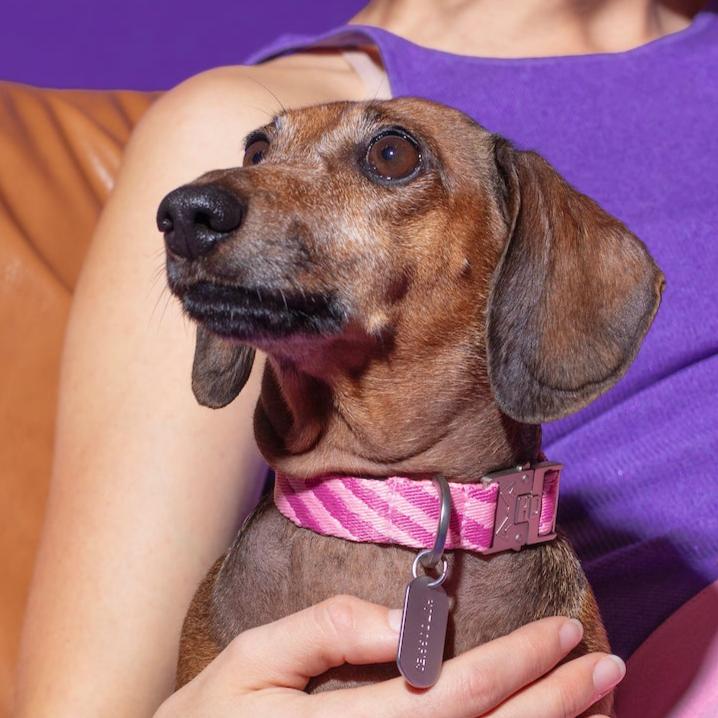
[{"x1": 396, "y1": 575, "x2": 449, "y2": 688}]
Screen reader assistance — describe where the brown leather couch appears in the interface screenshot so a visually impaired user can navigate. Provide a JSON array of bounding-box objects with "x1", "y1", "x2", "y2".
[{"x1": 0, "y1": 81, "x2": 158, "y2": 717}]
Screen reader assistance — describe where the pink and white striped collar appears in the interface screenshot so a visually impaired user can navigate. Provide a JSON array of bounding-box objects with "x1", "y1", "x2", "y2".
[{"x1": 274, "y1": 461, "x2": 561, "y2": 555}]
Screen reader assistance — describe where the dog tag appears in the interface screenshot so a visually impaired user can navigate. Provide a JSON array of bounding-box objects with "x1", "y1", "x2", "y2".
[{"x1": 396, "y1": 575, "x2": 449, "y2": 688}]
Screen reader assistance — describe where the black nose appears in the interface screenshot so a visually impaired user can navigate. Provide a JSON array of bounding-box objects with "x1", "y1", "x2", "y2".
[{"x1": 157, "y1": 184, "x2": 244, "y2": 259}]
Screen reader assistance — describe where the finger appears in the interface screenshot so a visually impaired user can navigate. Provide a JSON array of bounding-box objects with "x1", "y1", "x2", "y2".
[
  {"x1": 316, "y1": 615, "x2": 585, "y2": 718},
  {"x1": 225, "y1": 594, "x2": 400, "y2": 691},
  {"x1": 485, "y1": 652, "x2": 625, "y2": 718}
]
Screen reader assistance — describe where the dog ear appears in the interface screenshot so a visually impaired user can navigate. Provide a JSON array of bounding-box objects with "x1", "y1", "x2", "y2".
[
  {"x1": 192, "y1": 325, "x2": 256, "y2": 408},
  {"x1": 487, "y1": 138, "x2": 665, "y2": 424}
]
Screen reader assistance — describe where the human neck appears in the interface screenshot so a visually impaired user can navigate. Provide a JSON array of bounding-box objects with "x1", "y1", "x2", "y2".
[{"x1": 350, "y1": 0, "x2": 708, "y2": 58}]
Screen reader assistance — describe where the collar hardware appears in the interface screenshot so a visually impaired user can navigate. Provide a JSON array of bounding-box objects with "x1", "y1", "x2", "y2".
[{"x1": 481, "y1": 461, "x2": 562, "y2": 554}]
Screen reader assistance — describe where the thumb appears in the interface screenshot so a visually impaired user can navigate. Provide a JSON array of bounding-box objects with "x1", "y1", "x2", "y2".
[{"x1": 227, "y1": 594, "x2": 401, "y2": 692}]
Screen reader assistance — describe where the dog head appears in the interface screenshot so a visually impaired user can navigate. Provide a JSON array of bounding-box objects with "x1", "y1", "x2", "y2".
[{"x1": 158, "y1": 98, "x2": 663, "y2": 435}]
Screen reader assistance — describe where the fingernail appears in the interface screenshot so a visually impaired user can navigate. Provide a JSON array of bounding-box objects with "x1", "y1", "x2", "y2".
[
  {"x1": 388, "y1": 608, "x2": 403, "y2": 633},
  {"x1": 559, "y1": 618, "x2": 584, "y2": 651},
  {"x1": 593, "y1": 654, "x2": 626, "y2": 693}
]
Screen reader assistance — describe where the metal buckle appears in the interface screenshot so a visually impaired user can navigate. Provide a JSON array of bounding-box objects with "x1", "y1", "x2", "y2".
[{"x1": 481, "y1": 461, "x2": 562, "y2": 554}]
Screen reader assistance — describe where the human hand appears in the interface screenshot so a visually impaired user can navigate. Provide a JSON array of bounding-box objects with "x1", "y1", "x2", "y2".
[{"x1": 154, "y1": 595, "x2": 624, "y2": 718}]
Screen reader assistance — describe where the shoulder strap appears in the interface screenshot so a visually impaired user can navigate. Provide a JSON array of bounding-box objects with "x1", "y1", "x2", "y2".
[{"x1": 243, "y1": 25, "x2": 401, "y2": 97}]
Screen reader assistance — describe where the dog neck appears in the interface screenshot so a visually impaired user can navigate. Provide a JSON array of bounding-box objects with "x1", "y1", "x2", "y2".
[{"x1": 253, "y1": 334, "x2": 542, "y2": 482}]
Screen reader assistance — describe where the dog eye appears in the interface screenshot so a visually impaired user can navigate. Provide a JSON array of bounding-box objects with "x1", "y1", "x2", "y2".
[
  {"x1": 365, "y1": 130, "x2": 421, "y2": 181},
  {"x1": 243, "y1": 137, "x2": 269, "y2": 166}
]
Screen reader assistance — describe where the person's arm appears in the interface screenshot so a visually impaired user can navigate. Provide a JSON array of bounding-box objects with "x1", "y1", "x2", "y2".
[{"x1": 14, "y1": 59, "x2": 366, "y2": 717}]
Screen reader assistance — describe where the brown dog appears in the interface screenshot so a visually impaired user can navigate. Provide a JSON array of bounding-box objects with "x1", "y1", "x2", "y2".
[{"x1": 157, "y1": 97, "x2": 664, "y2": 713}]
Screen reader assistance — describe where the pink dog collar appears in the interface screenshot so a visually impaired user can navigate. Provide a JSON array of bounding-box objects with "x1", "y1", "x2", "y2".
[{"x1": 274, "y1": 461, "x2": 561, "y2": 555}]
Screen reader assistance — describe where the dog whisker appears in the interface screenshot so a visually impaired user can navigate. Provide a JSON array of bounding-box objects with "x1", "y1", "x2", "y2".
[
  {"x1": 158, "y1": 290, "x2": 172, "y2": 326},
  {"x1": 149, "y1": 270, "x2": 171, "y2": 319},
  {"x1": 148, "y1": 282, "x2": 173, "y2": 329},
  {"x1": 241, "y1": 103, "x2": 282, "y2": 120},
  {"x1": 243, "y1": 76, "x2": 287, "y2": 114},
  {"x1": 149, "y1": 290, "x2": 164, "y2": 323},
  {"x1": 149, "y1": 265, "x2": 167, "y2": 292}
]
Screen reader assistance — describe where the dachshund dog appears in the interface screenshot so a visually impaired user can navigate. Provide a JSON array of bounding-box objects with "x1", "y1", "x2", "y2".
[{"x1": 157, "y1": 97, "x2": 664, "y2": 714}]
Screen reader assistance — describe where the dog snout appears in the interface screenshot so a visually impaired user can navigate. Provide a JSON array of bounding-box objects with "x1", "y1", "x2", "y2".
[{"x1": 157, "y1": 184, "x2": 245, "y2": 259}]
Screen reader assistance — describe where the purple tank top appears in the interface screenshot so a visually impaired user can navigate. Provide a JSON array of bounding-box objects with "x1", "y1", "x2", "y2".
[{"x1": 246, "y1": 6, "x2": 718, "y2": 659}]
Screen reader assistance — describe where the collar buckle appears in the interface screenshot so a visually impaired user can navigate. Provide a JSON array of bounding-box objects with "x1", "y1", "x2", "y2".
[{"x1": 481, "y1": 461, "x2": 562, "y2": 554}]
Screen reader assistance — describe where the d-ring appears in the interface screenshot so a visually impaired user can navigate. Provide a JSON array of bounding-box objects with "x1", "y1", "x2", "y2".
[
  {"x1": 419, "y1": 474, "x2": 451, "y2": 569},
  {"x1": 412, "y1": 549, "x2": 449, "y2": 588}
]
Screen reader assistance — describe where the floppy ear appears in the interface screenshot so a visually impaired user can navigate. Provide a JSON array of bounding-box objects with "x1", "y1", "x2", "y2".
[
  {"x1": 487, "y1": 139, "x2": 665, "y2": 424},
  {"x1": 192, "y1": 325, "x2": 256, "y2": 408}
]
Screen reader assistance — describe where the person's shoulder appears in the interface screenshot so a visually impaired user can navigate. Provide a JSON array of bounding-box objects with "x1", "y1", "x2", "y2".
[{"x1": 129, "y1": 54, "x2": 366, "y2": 163}]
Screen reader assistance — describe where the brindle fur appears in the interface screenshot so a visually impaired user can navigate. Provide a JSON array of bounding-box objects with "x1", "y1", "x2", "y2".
[{"x1": 164, "y1": 98, "x2": 664, "y2": 716}]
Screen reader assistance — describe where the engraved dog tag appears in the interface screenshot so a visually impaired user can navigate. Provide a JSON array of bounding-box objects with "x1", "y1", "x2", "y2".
[{"x1": 396, "y1": 575, "x2": 449, "y2": 688}]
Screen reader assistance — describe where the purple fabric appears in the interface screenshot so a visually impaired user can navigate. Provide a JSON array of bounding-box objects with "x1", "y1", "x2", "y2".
[{"x1": 247, "y1": 6, "x2": 718, "y2": 660}]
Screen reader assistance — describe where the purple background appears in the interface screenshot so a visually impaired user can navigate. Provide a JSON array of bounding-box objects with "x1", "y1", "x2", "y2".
[{"x1": 2, "y1": 0, "x2": 365, "y2": 91}]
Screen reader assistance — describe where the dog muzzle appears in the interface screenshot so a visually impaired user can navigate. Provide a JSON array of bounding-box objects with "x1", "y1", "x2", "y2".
[{"x1": 273, "y1": 461, "x2": 561, "y2": 555}]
